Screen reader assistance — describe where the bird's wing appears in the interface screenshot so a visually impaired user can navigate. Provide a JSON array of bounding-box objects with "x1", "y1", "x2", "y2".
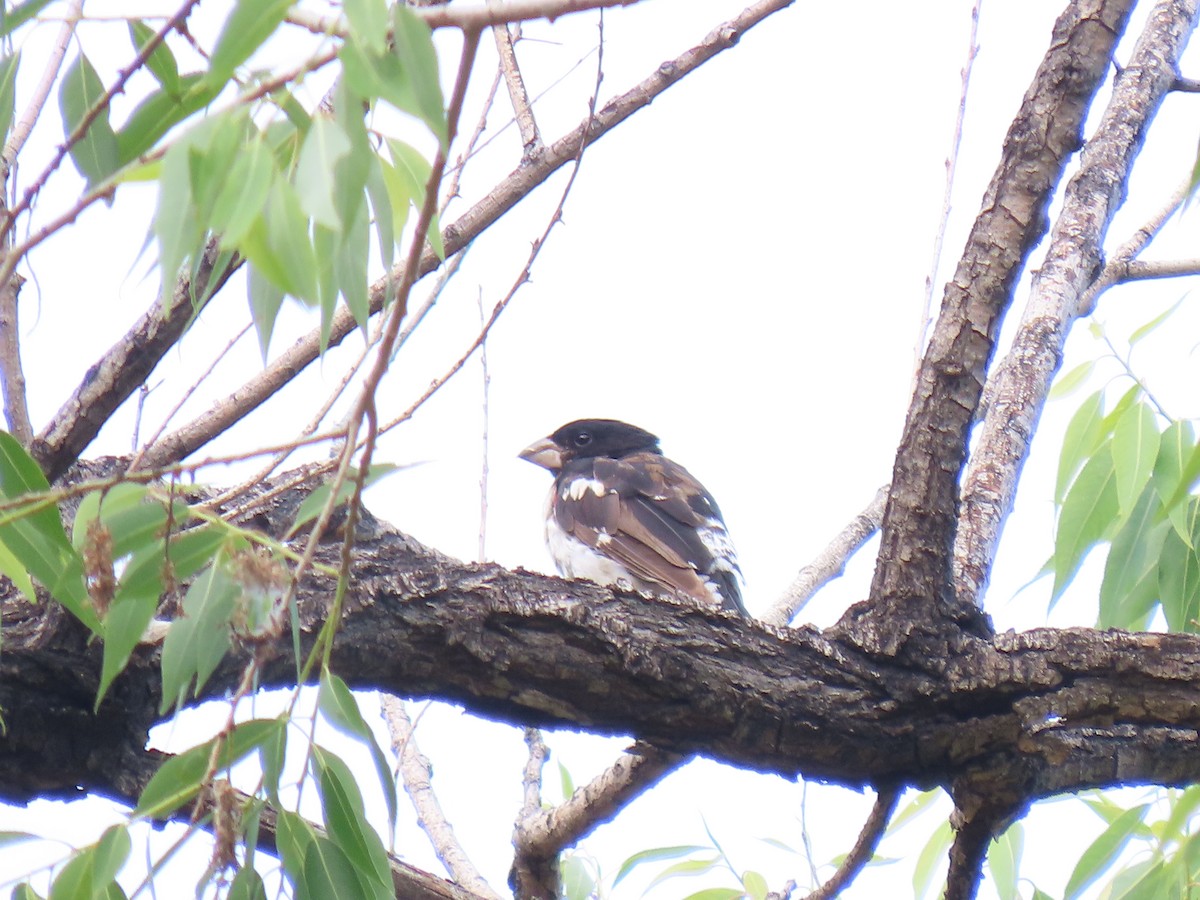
[{"x1": 554, "y1": 453, "x2": 743, "y2": 612}]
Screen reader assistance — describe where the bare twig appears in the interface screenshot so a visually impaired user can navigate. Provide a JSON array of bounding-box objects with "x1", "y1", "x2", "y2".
[
  {"x1": 801, "y1": 788, "x2": 900, "y2": 900},
  {"x1": 3, "y1": 0, "x2": 83, "y2": 168},
  {"x1": 0, "y1": 271, "x2": 29, "y2": 444},
  {"x1": 1106, "y1": 252, "x2": 1200, "y2": 283},
  {"x1": 953, "y1": 0, "x2": 1197, "y2": 606},
  {"x1": 911, "y1": 0, "x2": 981, "y2": 384},
  {"x1": 135, "y1": 0, "x2": 795, "y2": 470},
  {"x1": 382, "y1": 696, "x2": 503, "y2": 899},
  {"x1": 477, "y1": 289, "x2": 491, "y2": 562},
  {"x1": 491, "y1": 16, "x2": 543, "y2": 157},
  {"x1": 290, "y1": 0, "x2": 640, "y2": 34},
  {"x1": 763, "y1": 486, "x2": 888, "y2": 627}
]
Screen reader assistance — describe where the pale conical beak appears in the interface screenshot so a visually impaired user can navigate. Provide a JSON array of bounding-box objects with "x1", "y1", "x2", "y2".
[{"x1": 519, "y1": 437, "x2": 563, "y2": 472}]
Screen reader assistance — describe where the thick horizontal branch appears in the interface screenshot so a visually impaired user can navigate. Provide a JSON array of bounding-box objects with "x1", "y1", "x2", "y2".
[{"x1": 4, "y1": 520, "x2": 1200, "y2": 814}]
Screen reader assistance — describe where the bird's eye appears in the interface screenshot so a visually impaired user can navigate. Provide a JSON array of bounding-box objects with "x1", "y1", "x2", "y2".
[{"x1": 573, "y1": 431, "x2": 592, "y2": 447}]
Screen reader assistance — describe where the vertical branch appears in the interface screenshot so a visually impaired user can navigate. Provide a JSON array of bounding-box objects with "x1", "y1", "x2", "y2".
[
  {"x1": 0, "y1": 269, "x2": 30, "y2": 444},
  {"x1": 954, "y1": 0, "x2": 1200, "y2": 605},
  {"x1": 854, "y1": 0, "x2": 1137, "y2": 654}
]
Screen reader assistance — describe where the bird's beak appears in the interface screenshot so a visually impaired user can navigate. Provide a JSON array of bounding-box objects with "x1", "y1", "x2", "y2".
[{"x1": 519, "y1": 437, "x2": 563, "y2": 472}]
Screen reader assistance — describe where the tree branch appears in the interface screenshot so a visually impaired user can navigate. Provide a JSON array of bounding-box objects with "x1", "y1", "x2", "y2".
[
  {"x1": 382, "y1": 696, "x2": 503, "y2": 899},
  {"x1": 802, "y1": 787, "x2": 900, "y2": 900},
  {"x1": 954, "y1": 0, "x2": 1198, "y2": 606},
  {"x1": 854, "y1": 0, "x2": 1138, "y2": 654}
]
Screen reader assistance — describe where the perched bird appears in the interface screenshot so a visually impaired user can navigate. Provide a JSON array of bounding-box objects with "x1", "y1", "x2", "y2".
[{"x1": 520, "y1": 419, "x2": 747, "y2": 617}]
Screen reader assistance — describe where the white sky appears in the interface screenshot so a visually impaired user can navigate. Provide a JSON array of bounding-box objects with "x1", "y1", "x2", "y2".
[{"x1": 2, "y1": 0, "x2": 1200, "y2": 897}]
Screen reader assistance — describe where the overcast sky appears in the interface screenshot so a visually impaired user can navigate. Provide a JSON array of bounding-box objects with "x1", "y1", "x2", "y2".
[{"x1": 3, "y1": 0, "x2": 1200, "y2": 897}]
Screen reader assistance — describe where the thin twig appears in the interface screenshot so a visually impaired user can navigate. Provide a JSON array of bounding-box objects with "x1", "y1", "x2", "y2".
[
  {"x1": 477, "y1": 289, "x2": 491, "y2": 562},
  {"x1": 290, "y1": 0, "x2": 641, "y2": 35},
  {"x1": 492, "y1": 15, "x2": 543, "y2": 157},
  {"x1": 910, "y1": 0, "x2": 981, "y2": 385},
  {"x1": 802, "y1": 788, "x2": 900, "y2": 900},
  {"x1": 381, "y1": 696, "x2": 502, "y2": 898},
  {"x1": 3, "y1": 0, "x2": 83, "y2": 168},
  {"x1": 128, "y1": 323, "x2": 253, "y2": 472},
  {"x1": 763, "y1": 486, "x2": 888, "y2": 627}
]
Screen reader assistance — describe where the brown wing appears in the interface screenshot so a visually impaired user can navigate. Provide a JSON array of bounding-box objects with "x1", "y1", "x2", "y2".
[{"x1": 553, "y1": 452, "x2": 741, "y2": 610}]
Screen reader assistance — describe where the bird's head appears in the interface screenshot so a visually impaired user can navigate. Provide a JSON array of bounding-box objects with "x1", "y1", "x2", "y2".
[{"x1": 519, "y1": 419, "x2": 661, "y2": 473}]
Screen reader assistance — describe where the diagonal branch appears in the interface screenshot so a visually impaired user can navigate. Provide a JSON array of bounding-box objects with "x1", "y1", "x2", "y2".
[
  {"x1": 853, "y1": 0, "x2": 1138, "y2": 654},
  {"x1": 802, "y1": 787, "x2": 900, "y2": 900},
  {"x1": 954, "y1": 0, "x2": 1200, "y2": 606},
  {"x1": 133, "y1": 0, "x2": 794, "y2": 470}
]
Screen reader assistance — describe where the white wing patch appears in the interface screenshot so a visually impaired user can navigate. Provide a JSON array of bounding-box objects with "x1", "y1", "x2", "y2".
[
  {"x1": 698, "y1": 518, "x2": 739, "y2": 573},
  {"x1": 562, "y1": 477, "x2": 608, "y2": 501}
]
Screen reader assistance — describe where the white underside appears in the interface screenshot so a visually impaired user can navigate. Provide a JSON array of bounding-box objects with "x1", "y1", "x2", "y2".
[{"x1": 545, "y1": 515, "x2": 635, "y2": 589}]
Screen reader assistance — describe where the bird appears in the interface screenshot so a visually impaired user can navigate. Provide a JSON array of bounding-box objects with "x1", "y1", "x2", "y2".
[{"x1": 519, "y1": 418, "x2": 747, "y2": 617}]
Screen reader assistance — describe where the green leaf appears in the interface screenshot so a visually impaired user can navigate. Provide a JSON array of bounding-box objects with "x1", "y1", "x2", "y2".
[
  {"x1": 317, "y1": 670, "x2": 398, "y2": 832},
  {"x1": 0, "y1": 0, "x2": 54, "y2": 38},
  {"x1": 154, "y1": 137, "x2": 204, "y2": 306},
  {"x1": 386, "y1": 139, "x2": 442, "y2": 258},
  {"x1": 0, "y1": 53, "x2": 21, "y2": 145},
  {"x1": 558, "y1": 760, "x2": 575, "y2": 802},
  {"x1": 1129, "y1": 297, "x2": 1185, "y2": 345},
  {"x1": 335, "y1": 197, "x2": 370, "y2": 330},
  {"x1": 614, "y1": 845, "x2": 710, "y2": 886},
  {"x1": 1053, "y1": 444, "x2": 1118, "y2": 601},
  {"x1": 680, "y1": 891, "x2": 743, "y2": 900},
  {"x1": 295, "y1": 117, "x2": 353, "y2": 229},
  {"x1": 59, "y1": 53, "x2": 120, "y2": 185},
  {"x1": 391, "y1": 6, "x2": 446, "y2": 144},
  {"x1": 1111, "y1": 401, "x2": 1160, "y2": 516},
  {"x1": 135, "y1": 719, "x2": 284, "y2": 818},
  {"x1": 645, "y1": 856, "x2": 721, "y2": 892},
  {"x1": 211, "y1": 131, "x2": 276, "y2": 248},
  {"x1": 228, "y1": 866, "x2": 267, "y2": 900},
  {"x1": 365, "y1": 154, "x2": 396, "y2": 269},
  {"x1": 1165, "y1": 440, "x2": 1200, "y2": 516},
  {"x1": 117, "y1": 76, "x2": 220, "y2": 164},
  {"x1": 128, "y1": 20, "x2": 180, "y2": 95},
  {"x1": 986, "y1": 822, "x2": 1022, "y2": 900},
  {"x1": 206, "y1": 0, "x2": 293, "y2": 90},
  {"x1": 119, "y1": 523, "x2": 225, "y2": 598},
  {"x1": 72, "y1": 483, "x2": 189, "y2": 559},
  {"x1": 159, "y1": 562, "x2": 238, "y2": 712},
  {"x1": 276, "y1": 809, "x2": 317, "y2": 883},
  {"x1": 741, "y1": 869, "x2": 769, "y2": 900},
  {"x1": 313, "y1": 224, "x2": 339, "y2": 349},
  {"x1": 1153, "y1": 420, "x2": 1196, "y2": 546},
  {"x1": 312, "y1": 747, "x2": 392, "y2": 899},
  {"x1": 248, "y1": 265, "x2": 286, "y2": 360},
  {"x1": 260, "y1": 718, "x2": 288, "y2": 807},
  {"x1": 96, "y1": 588, "x2": 161, "y2": 707},
  {"x1": 1064, "y1": 804, "x2": 1150, "y2": 899},
  {"x1": 1158, "y1": 499, "x2": 1200, "y2": 633},
  {"x1": 11, "y1": 883, "x2": 45, "y2": 900},
  {"x1": 344, "y1": 0, "x2": 388, "y2": 54},
  {"x1": 0, "y1": 434, "x2": 92, "y2": 626},
  {"x1": 912, "y1": 819, "x2": 953, "y2": 900},
  {"x1": 1098, "y1": 484, "x2": 1168, "y2": 630},
  {"x1": 239, "y1": 174, "x2": 319, "y2": 303},
  {"x1": 299, "y1": 836, "x2": 365, "y2": 900},
  {"x1": 560, "y1": 853, "x2": 595, "y2": 900},
  {"x1": 1049, "y1": 359, "x2": 1097, "y2": 400},
  {"x1": 287, "y1": 465, "x2": 396, "y2": 538},
  {"x1": 48, "y1": 825, "x2": 130, "y2": 900},
  {"x1": 1057, "y1": 390, "x2": 1106, "y2": 505}
]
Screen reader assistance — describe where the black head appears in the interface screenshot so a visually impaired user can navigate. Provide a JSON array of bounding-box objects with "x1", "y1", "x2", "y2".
[{"x1": 520, "y1": 419, "x2": 661, "y2": 472}]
